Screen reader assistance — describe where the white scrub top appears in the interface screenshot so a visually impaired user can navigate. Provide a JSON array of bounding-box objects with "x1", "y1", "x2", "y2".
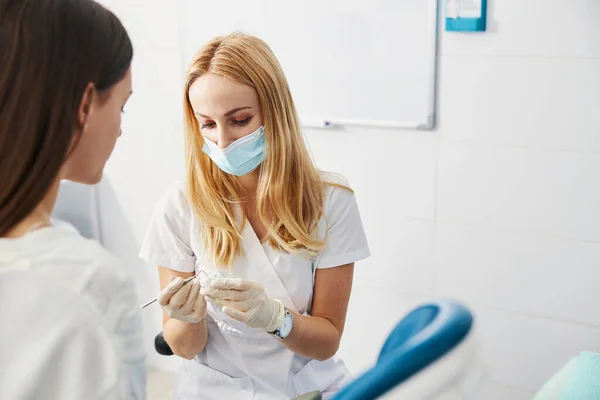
[
  {"x1": 0, "y1": 227, "x2": 146, "y2": 400},
  {"x1": 139, "y1": 173, "x2": 370, "y2": 400}
]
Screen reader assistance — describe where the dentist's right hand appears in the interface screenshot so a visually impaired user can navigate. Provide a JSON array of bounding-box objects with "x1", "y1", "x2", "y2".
[{"x1": 158, "y1": 276, "x2": 207, "y2": 323}]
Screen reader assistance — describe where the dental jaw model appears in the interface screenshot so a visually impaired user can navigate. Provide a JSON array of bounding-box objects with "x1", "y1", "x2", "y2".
[{"x1": 199, "y1": 270, "x2": 226, "y2": 288}]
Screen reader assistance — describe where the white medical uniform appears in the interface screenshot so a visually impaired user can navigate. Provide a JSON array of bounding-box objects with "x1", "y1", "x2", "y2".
[
  {"x1": 139, "y1": 173, "x2": 370, "y2": 400},
  {"x1": 0, "y1": 227, "x2": 146, "y2": 400}
]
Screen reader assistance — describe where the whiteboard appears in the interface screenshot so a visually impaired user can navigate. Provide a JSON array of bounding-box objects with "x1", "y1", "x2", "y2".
[{"x1": 176, "y1": 0, "x2": 439, "y2": 130}]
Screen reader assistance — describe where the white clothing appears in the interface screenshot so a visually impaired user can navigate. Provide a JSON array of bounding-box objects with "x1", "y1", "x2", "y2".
[
  {"x1": 0, "y1": 227, "x2": 146, "y2": 400},
  {"x1": 139, "y1": 173, "x2": 370, "y2": 399}
]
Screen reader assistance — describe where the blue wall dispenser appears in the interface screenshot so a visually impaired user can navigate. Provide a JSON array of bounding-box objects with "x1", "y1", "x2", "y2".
[{"x1": 446, "y1": 0, "x2": 487, "y2": 32}]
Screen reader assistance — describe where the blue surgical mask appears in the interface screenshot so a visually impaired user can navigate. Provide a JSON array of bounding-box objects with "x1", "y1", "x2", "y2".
[{"x1": 201, "y1": 126, "x2": 266, "y2": 176}]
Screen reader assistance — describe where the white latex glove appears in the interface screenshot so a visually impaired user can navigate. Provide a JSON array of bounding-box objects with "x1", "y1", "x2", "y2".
[
  {"x1": 158, "y1": 276, "x2": 207, "y2": 323},
  {"x1": 201, "y1": 278, "x2": 285, "y2": 332}
]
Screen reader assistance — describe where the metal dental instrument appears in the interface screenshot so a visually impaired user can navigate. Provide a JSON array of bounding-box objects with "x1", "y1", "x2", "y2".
[{"x1": 140, "y1": 270, "x2": 208, "y2": 309}]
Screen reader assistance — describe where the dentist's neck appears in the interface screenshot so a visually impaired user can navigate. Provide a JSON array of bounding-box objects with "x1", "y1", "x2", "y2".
[{"x1": 236, "y1": 169, "x2": 260, "y2": 197}]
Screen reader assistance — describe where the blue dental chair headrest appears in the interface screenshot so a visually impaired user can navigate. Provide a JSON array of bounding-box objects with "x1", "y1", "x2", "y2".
[{"x1": 332, "y1": 300, "x2": 474, "y2": 400}]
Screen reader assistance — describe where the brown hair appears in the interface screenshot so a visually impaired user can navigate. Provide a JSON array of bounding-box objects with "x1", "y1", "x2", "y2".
[{"x1": 0, "y1": 0, "x2": 133, "y2": 236}]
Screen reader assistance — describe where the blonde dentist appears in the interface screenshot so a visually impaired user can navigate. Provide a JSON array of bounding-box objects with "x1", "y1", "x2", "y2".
[{"x1": 140, "y1": 32, "x2": 370, "y2": 399}]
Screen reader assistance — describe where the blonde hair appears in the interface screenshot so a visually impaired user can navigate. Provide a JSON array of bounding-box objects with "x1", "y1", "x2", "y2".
[{"x1": 183, "y1": 32, "x2": 347, "y2": 267}]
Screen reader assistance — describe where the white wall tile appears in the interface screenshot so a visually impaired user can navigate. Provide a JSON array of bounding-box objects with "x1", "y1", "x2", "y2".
[
  {"x1": 442, "y1": 0, "x2": 600, "y2": 58},
  {"x1": 104, "y1": 51, "x2": 186, "y2": 241},
  {"x1": 437, "y1": 56, "x2": 600, "y2": 153},
  {"x1": 339, "y1": 289, "x2": 437, "y2": 375},
  {"x1": 356, "y1": 219, "x2": 436, "y2": 295},
  {"x1": 480, "y1": 383, "x2": 535, "y2": 400},
  {"x1": 474, "y1": 307, "x2": 600, "y2": 391},
  {"x1": 435, "y1": 223, "x2": 600, "y2": 327},
  {"x1": 437, "y1": 141, "x2": 600, "y2": 241},
  {"x1": 305, "y1": 128, "x2": 437, "y2": 221},
  {"x1": 99, "y1": 0, "x2": 183, "y2": 53}
]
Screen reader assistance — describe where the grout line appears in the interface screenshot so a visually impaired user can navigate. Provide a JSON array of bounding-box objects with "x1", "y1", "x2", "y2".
[
  {"x1": 437, "y1": 137, "x2": 600, "y2": 157},
  {"x1": 350, "y1": 287, "x2": 600, "y2": 330},
  {"x1": 439, "y1": 53, "x2": 600, "y2": 61},
  {"x1": 487, "y1": 380, "x2": 536, "y2": 394},
  {"x1": 432, "y1": 134, "x2": 441, "y2": 296},
  {"x1": 435, "y1": 218, "x2": 600, "y2": 244},
  {"x1": 375, "y1": 215, "x2": 600, "y2": 244},
  {"x1": 481, "y1": 305, "x2": 600, "y2": 330}
]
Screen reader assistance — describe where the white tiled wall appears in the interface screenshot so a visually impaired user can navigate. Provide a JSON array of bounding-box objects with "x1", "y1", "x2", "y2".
[
  {"x1": 437, "y1": 142, "x2": 600, "y2": 240},
  {"x1": 98, "y1": 0, "x2": 600, "y2": 397},
  {"x1": 441, "y1": 0, "x2": 600, "y2": 58},
  {"x1": 335, "y1": 0, "x2": 600, "y2": 396},
  {"x1": 439, "y1": 57, "x2": 600, "y2": 153},
  {"x1": 435, "y1": 224, "x2": 600, "y2": 326},
  {"x1": 474, "y1": 307, "x2": 600, "y2": 393}
]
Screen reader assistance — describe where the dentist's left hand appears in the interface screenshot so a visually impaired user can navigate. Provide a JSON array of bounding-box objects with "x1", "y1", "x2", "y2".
[{"x1": 202, "y1": 278, "x2": 284, "y2": 332}]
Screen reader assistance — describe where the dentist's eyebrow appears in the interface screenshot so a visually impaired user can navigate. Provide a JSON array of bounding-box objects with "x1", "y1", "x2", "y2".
[{"x1": 195, "y1": 106, "x2": 252, "y2": 118}]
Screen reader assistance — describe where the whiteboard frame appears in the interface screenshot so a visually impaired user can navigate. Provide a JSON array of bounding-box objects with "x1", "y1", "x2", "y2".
[
  {"x1": 176, "y1": 0, "x2": 440, "y2": 132},
  {"x1": 302, "y1": 0, "x2": 440, "y2": 131}
]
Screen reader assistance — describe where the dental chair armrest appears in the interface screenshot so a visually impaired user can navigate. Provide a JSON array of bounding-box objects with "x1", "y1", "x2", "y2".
[
  {"x1": 292, "y1": 391, "x2": 322, "y2": 400},
  {"x1": 155, "y1": 331, "x2": 174, "y2": 356}
]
